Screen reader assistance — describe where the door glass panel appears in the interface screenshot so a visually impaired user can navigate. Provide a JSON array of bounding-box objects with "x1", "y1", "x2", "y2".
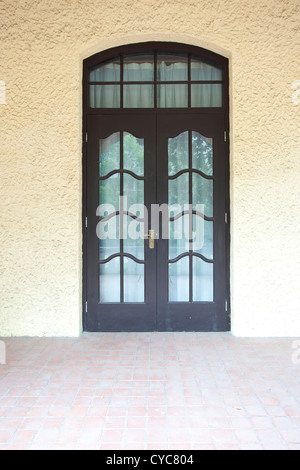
[
  {"x1": 192, "y1": 216, "x2": 213, "y2": 260},
  {"x1": 168, "y1": 173, "x2": 189, "y2": 207},
  {"x1": 123, "y1": 53, "x2": 154, "y2": 81},
  {"x1": 99, "y1": 133, "x2": 120, "y2": 176},
  {"x1": 123, "y1": 133, "x2": 144, "y2": 176},
  {"x1": 192, "y1": 173, "x2": 213, "y2": 218},
  {"x1": 193, "y1": 257, "x2": 214, "y2": 301},
  {"x1": 169, "y1": 257, "x2": 189, "y2": 302},
  {"x1": 123, "y1": 215, "x2": 145, "y2": 261},
  {"x1": 89, "y1": 84, "x2": 120, "y2": 108},
  {"x1": 157, "y1": 53, "x2": 188, "y2": 81},
  {"x1": 124, "y1": 173, "x2": 144, "y2": 208},
  {"x1": 169, "y1": 214, "x2": 189, "y2": 259},
  {"x1": 99, "y1": 174, "x2": 120, "y2": 210},
  {"x1": 89, "y1": 58, "x2": 121, "y2": 82},
  {"x1": 190, "y1": 57, "x2": 222, "y2": 81},
  {"x1": 124, "y1": 258, "x2": 144, "y2": 302},
  {"x1": 157, "y1": 84, "x2": 188, "y2": 108},
  {"x1": 168, "y1": 132, "x2": 189, "y2": 176},
  {"x1": 99, "y1": 258, "x2": 120, "y2": 302},
  {"x1": 99, "y1": 215, "x2": 120, "y2": 260},
  {"x1": 192, "y1": 132, "x2": 213, "y2": 176},
  {"x1": 191, "y1": 84, "x2": 222, "y2": 107},
  {"x1": 98, "y1": 129, "x2": 146, "y2": 305},
  {"x1": 123, "y1": 85, "x2": 154, "y2": 108}
]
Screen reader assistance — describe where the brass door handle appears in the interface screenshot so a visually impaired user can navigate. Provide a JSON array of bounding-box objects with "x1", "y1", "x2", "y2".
[{"x1": 143, "y1": 229, "x2": 155, "y2": 249}]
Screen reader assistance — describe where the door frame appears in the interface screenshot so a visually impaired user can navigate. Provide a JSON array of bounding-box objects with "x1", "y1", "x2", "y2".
[{"x1": 82, "y1": 41, "x2": 231, "y2": 332}]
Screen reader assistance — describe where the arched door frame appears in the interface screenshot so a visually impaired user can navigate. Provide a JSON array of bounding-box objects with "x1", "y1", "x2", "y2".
[{"x1": 82, "y1": 41, "x2": 230, "y2": 331}]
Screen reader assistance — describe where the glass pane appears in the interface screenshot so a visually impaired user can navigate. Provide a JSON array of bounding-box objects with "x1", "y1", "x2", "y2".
[
  {"x1": 169, "y1": 173, "x2": 189, "y2": 207},
  {"x1": 124, "y1": 258, "x2": 144, "y2": 302},
  {"x1": 157, "y1": 84, "x2": 188, "y2": 108},
  {"x1": 191, "y1": 57, "x2": 222, "y2": 81},
  {"x1": 99, "y1": 173, "x2": 120, "y2": 211},
  {"x1": 89, "y1": 58, "x2": 121, "y2": 82},
  {"x1": 169, "y1": 257, "x2": 189, "y2": 302},
  {"x1": 98, "y1": 215, "x2": 120, "y2": 260},
  {"x1": 123, "y1": 85, "x2": 154, "y2": 108},
  {"x1": 99, "y1": 257, "x2": 120, "y2": 302},
  {"x1": 192, "y1": 132, "x2": 213, "y2": 176},
  {"x1": 169, "y1": 214, "x2": 189, "y2": 259},
  {"x1": 192, "y1": 173, "x2": 213, "y2": 218},
  {"x1": 123, "y1": 133, "x2": 144, "y2": 176},
  {"x1": 193, "y1": 217, "x2": 213, "y2": 260},
  {"x1": 168, "y1": 131, "x2": 189, "y2": 176},
  {"x1": 123, "y1": 53, "x2": 154, "y2": 81},
  {"x1": 99, "y1": 132, "x2": 120, "y2": 176},
  {"x1": 191, "y1": 84, "x2": 222, "y2": 107},
  {"x1": 193, "y1": 257, "x2": 214, "y2": 301},
  {"x1": 124, "y1": 173, "x2": 144, "y2": 209},
  {"x1": 124, "y1": 215, "x2": 145, "y2": 261},
  {"x1": 123, "y1": 217, "x2": 145, "y2": 261},
  {"x1": 89, "y1": 84, "x2": 120, "y2": 108},
  {"x1": 157, "y1": 53, "x2": 188, "y2": 81}
]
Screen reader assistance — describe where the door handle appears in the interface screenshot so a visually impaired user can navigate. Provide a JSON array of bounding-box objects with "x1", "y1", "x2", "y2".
[{"x1": 143, "y1": 229, "x2": 155, "y2": 249}]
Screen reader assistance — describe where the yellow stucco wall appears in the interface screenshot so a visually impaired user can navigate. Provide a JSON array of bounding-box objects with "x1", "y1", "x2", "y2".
[{"x1": 0, "y1": 0, "x2": 299, "y2": 336}]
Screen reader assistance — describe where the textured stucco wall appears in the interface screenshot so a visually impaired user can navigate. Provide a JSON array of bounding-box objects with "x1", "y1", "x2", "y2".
[{"x1": 0, "y1": 0, "x2": 299, "y2": 336}]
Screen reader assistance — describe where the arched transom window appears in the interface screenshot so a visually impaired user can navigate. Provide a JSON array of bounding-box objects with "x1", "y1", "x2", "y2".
[{"x1": 87, "y1": 45, "x2": 225, "y2": 109}]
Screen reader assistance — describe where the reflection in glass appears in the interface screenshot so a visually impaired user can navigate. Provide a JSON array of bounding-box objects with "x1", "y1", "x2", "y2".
[
  {"x1": 99, "y1": 258, "x2": 120, "y2": 302},
  {"x1": 99, "y1": 174, "x2": 120, "y2": 210},
  {"x1": 124, "y1": 173, "x2": 144, "y2": 208},
  {"x1": 124, "y1": 258, "x2": 144, "y2": 302},
  {"x1": 89, "y1": 85, "x2": 120, "y2": 108},
  {"x1": 192, "y1": 132, "x2": 213, "y2": 176},
  {"x1": 123, "y1": 215, "x2": 145, "y2": 261},
  {"x1": 157, "y1": 53, "x2": 188, "y2": 81},
  {"x1": 169, "y1": 257, "x2": 189, "y2": 302},
  {"x1": 89, "y1": 58, "x2": 121, "y2": 82},
  {"x1": 193, "y1": 257, "x2": 214, "y2": 301},
  {"x1": 169, "y1": 214, "x2": 190, "y2": 259},
  {"x1": 123, "y1": 53, "x2": 154, "y2": 81},
  {"x1": 190, "y1": 57, "x2": 222, "y2": 81},
  {"x1": 123, "y1": 85, "x2": 154, "y2": 108},
  {"x1": 99, "y1": 133, "x2": 120, "y2": 176},
  {"x1": 169, "y1": 173, "x2": 189, "y2": 207},
  {"x1": 191, "y1": 84, "x2": 222, "y2": 107},
  {"x1": 157, "y1": 84, "x2": 188, "y2": 108},
  {"x1": 123, "y1": 133, "x2": 144, "y2": 176},
  {"x1": 193, "y1": 217, "x2": 213, "y2": 260},
  {"x1": 99, "y1": 215, "x2": 120, "y2": 260},
  {"x1": 168, "y1": 132, "x2": 188, "y2": 176},
  {"x1": 192, "y1": 173, "x2": 213, "y2": 218}
]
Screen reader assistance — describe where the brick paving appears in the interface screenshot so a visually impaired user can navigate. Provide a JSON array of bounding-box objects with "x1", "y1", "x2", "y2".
[{"x1": 0, "y1": 333, "x2": 299, "y2": 450}]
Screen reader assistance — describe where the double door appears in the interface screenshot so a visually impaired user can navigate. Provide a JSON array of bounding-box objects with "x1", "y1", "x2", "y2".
[{"x1": 84, "y1": 112, "x2": 229, "y2": 331}]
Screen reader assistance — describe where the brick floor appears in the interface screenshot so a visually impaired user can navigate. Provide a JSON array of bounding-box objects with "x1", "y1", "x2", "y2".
[{"x1": 0, "y1": 333, "x2": 299, "y2": 450}]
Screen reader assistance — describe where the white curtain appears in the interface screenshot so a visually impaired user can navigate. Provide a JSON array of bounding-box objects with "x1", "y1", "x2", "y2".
[{"x1": 89, "y1": 59, "x2": 222, "y2": 108}]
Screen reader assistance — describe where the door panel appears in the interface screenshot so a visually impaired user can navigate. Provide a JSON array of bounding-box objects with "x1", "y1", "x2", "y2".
[
  {"x1": 85, "y1": 114, "x2": 156, "y2": 331},
  {"x1": 156, "y1": 114, "x2": 227, "y2": 331},
  {"x1": 84, "y1": 113, "x2": 229, "y2": 332}
]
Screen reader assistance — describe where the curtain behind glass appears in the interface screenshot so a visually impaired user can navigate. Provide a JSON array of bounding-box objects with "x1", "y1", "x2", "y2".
[{"x1": 89, "y1": 54, "x2": 223, "y2": 108}]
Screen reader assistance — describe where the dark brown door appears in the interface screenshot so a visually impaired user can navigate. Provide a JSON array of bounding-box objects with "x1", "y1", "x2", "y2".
[
  {"x1": 156, "y1": 113, "x2": 228, "y2": 331},
  {"x1": 85, "y1": 114, "x2": 157, "y2": 331},
  {"x1": 84, "y1": 111, "x2": 229, "y2": 331}
]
